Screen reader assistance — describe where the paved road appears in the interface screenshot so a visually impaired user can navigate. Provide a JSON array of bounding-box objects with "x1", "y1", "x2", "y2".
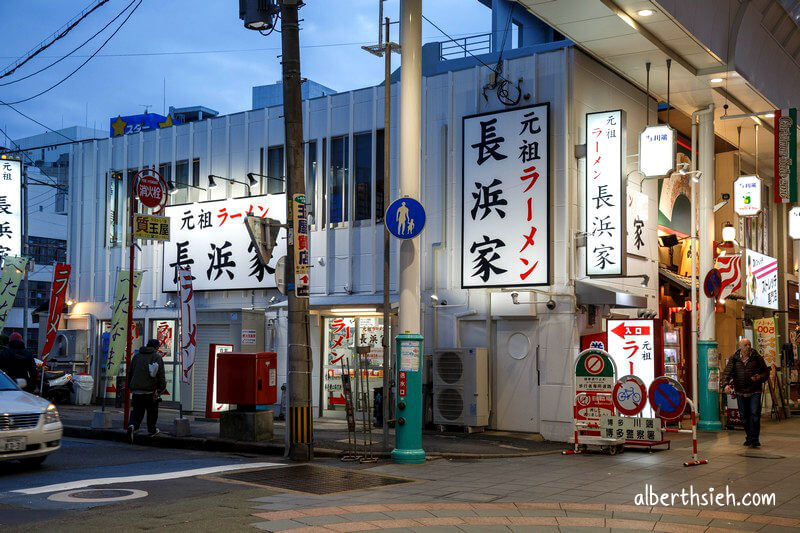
[{"x1": 0, "y1": 437, "x2": 283, "y2": 531}]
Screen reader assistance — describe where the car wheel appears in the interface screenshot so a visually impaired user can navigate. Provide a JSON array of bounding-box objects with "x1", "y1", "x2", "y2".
[{"x1": 20, "y1": 456, "x2": 47, "y2": 468}]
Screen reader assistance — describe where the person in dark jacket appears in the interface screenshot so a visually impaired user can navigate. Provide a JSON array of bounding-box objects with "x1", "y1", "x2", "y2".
[
  {"x1": 722, "y1": 338, "x2": 769, "y2": 448},
  {"x1": 0, "y1": 332, "x2": 37, "y2": 392},
  {"x1": 126, "y1": 339, "x2": 166, "y2": 441}
]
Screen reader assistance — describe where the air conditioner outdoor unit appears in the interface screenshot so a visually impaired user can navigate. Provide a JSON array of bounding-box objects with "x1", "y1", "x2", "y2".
[
  {"x1": 432, "y1": 348, "x2": 489, "y2": 430},
  {"x1": 51, "y1": 330, "x2": 89, "y2": 363}
]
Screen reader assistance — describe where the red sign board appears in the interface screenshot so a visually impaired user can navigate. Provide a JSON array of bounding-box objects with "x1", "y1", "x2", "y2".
[
  {"x1": 613, "y1": 374, "x2": 647, "y2": 416},
  {"x1": 41, "y1": 263, "x2": 71, "y2": 360},
  {"x1": 135, "y1": 171, "x2": 167, "y2": 210},
  {"x1": 399, "y1": 371, "x2": 407, "y2": 397},
  {"x1": 574, "y1": 392, "x2": 613, "y2": 422}
]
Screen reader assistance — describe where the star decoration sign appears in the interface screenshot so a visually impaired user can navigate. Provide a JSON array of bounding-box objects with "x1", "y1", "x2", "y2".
[{"x1": 111, "y1": 116, "x2": 127, "y2": 137}]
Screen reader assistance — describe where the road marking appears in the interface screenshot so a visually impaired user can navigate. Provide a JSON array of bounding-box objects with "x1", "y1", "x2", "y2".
[{"x1": 12, "y1": 462, "x2": 281, "y2": 495}]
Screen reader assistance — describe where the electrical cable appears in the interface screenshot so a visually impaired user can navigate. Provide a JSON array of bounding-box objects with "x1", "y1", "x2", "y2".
[
  {"x1": 0, "y1": 124, "x2": 66, "y2": 189},
  {"x1": 0, "y1": 0, "x2": 138, "y2": 87},
  {"x1": 0, "y1": 0, "x2": 142, "y2": 106},
  {"x1": 0, "y1": 102, "x2": 77, "y2": 144},
  {"x1": 0, "y1": 0, "x2": 110, "y2": 80}
]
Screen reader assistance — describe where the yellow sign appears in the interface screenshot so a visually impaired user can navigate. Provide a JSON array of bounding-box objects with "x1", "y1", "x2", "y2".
[{"x1": 134, "y1": 214, "x2": 170, "y2": 241}]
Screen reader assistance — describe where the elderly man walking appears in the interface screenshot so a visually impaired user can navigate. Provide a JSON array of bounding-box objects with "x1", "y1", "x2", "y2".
[{"x1": 722, "y1": 338, "x2": 769, "y2": 448}]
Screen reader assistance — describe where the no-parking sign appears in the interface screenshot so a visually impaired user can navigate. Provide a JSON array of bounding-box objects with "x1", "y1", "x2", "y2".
[
  {"x1": 574, "y1": 349, "x2": 617, "y2": 428},
  {"x1": 648, "y1": 376, "x2": 687, "y2": 421},
  {"x1": 613, "y1": 375, "x2": 647, "y2": 416}
]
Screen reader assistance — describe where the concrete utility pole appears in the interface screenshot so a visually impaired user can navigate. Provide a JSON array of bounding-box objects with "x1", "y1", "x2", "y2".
[
  {"x1": 280, "y1": 0, "x2": 313, "y2": 461},
  {"x1": 21, "y1": 166, "x2": 28, "y2": 346}
]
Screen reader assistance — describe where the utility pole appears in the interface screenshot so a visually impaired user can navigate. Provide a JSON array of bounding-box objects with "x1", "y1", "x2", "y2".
[
  {"x1": 280, "y1": 0, "x2": 313, "y2": 461},
  {"x1": 22, "y1": 165, "x2": 28, "y2": 346}
]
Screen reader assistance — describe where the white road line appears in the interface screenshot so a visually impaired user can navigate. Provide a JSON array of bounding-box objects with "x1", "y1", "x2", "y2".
[{"x1": 12, "y1": 462, "x2": 282, "y2": 495}]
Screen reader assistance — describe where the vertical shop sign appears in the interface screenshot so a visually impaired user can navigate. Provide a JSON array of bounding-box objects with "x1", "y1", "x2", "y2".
[
  {"x1": 0, "y1": 256, "x2": 27, "y2": 332},
  {"x1": 774, "y1": 108, "x2": 797, "y2": 203},
  {"x1": 626, "y1": 189, "x2": 650, "y2": 257},
  {"x1": 461, "y1": 103, "x2": 550, "y2": 288},
  {"x1": 639, "y1": 125, "x2": 676, "y2": 178},
  {"x1": 606, "y1": 319, "x2": 656, "y2": 391},
  {"x1": 754, "y1": 317, "x2": 778, "y2": 367},
  {"x1": 586, "y1": 110, "x2": 626, "y2": 277},
  {"x1": 292, "y1": 194, "x2": 309, "y2": 297},
  {"x1": 734, "y1": 176, "x2": 762, "y2": 216},
  {"x1": 107, "y1": 270, "x2": 143, "y2": 377},
  {"x1": 177, "y1": 267, "x2": 197, "y2": 384},
  {"x1": 41, "y1": 263, "x2": 72, "y2": 360},
  {"x1": 0, "y1": 159, "x2": 22, "y2": 260},
  {"x1": 744, "y1": 249, "x2": 778, "y2": 309}
]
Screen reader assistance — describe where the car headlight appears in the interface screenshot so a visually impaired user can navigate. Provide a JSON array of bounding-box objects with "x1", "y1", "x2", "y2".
[{"x1": 44, "y1": 404, "x2": 60, "y2": 424}]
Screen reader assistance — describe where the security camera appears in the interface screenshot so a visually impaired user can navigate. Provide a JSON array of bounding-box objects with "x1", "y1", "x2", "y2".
[
  {"x1": 511, "y1": 292, "x2": 519, "y2": 305},
  {"x1": 546, "y1": 299, "x2": 556, "y2": 310}
]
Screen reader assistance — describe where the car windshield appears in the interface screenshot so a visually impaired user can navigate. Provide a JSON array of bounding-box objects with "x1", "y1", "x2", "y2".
[{"x1": 0, "y1": 371, "x2": 19, "y2": 391}]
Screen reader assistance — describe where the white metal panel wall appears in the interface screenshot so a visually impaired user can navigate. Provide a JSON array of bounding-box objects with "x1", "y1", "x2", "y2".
[{"x1": 192, "y1": 322, "x2": 232, "y2": 414}]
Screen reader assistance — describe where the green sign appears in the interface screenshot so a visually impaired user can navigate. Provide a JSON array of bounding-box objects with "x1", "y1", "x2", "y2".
[
  {"x1": 775, "y1": 108, "x2": 797, "y2": 203},
  {"x1": 0, "y1": 257, "x2": 28, "y2": 332},
  {"x1": 106, "y1": 270, "x2": 143, "y2": 377}
]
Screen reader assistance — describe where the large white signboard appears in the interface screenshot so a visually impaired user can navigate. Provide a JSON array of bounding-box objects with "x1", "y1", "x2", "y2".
[
  {"x1": 0, "y1": 159, "x2": 22, "y2": 260},
  {"x1": 162, "y1": 194, "x2": 286, "y2": 291},
  {"x1": 586, "y1": 110, "x2": 625, "y2": 276},
  {"x1": 461, "y1": 103, "x2": 550, "y2": 288},
  {"x1": 607, "y1": 319, "x2": 656, "y2": 395},
  {"x1": 745, "y1": 249, "x2": 778, "y2": 309},
  {"x1": 790, "y1": 206, "x2": 800, "y2": 240},
  {"x1": 734, "y1": 176, "x2": 762, "y2": 217},
  {"x1": 639, "y1": 125, "x2": 676, "y2": 178}
]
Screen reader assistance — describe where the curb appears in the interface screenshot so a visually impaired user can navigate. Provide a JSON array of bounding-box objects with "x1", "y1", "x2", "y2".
[{"x1": 63, "y1": 425, "x2": 562, "y2": 460}]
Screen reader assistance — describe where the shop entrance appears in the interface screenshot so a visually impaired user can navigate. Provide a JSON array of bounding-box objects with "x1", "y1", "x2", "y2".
[{"x1": 495, "y1": 319, "x2": 540, "y2": 432}]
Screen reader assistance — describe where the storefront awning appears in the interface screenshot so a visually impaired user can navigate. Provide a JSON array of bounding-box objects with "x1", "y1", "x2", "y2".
[
  {"x1": 575, "y1": 280, "x2": 647, "y2": 309},
  {"x1": 658, "y1": 267, "x2": 693, "y2": 291}
]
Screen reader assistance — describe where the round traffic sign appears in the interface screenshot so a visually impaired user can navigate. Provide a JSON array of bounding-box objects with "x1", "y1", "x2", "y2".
[
  {"x1": 613, "y1": 374, "x2": 647, "y2": 416},
  {"x1": 385, "y1": 197, "x2": 426, "y2": 239},
  {"x1": 648, "y1": 376, "x2": 686, "y2": 421},
  {"x1": 585, "y1": 354, "x2": 605, "y2": 375},
  {"x1": 135, "y1": 170, "x2": 167, "y2": 210},
  {"x1": 703, "y1": 268, "x2": 722, "y2": 298}
]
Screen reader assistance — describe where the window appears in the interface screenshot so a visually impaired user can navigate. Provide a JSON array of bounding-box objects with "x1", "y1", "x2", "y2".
[
  {"x1": 376, "y1": 129, "x2": 385, "y2": 222},
  {"x1": 354, "y1": 132, "x2": 372, "y2": 222},
  {"x1": 329, "y1": 135, "x2": 349, "y2": 225},
  {"x1": 267, "y1": 146, "x2": 285, "y2": 194},
  {"x1": 307, "y1": 140, "x2": 318, "y2": 226},
  {"x1": 13, "y1": 279, "x2": 52, "y2": 309},
  {"x1": 175, "y1": 160, "x2": 189, "y2": 187},
  {"x1": 28, "y1": 236, "x2": 66, "y2": 266},
  {"x1": 192, "y1": 158, "x2": 200, "y2": 188},
  {"x1": 158, "y1": 163, "x2": 172, "y2": 184}
]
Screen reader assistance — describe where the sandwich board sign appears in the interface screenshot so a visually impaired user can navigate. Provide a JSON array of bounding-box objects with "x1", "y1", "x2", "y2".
[{"x1": 574, "y1": 349, "x2": 616, "y2": 428}]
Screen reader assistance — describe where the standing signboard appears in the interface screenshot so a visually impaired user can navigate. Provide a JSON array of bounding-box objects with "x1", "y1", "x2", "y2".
[
  {"x1": 574, "y1": 349, "x2": 616, "y2": 431},
  {"x1": 745, "y1": 249, "x2": 779, "y2": 309},
  {"x1": 41, "y1": 263, "x2": 71, "y2": 360},
  {"x1": 205, "y1": 343, "x2": 233, "y2": 418},
  {"x1": 462, "y1": 103, "x2": 550, "y2": 288},
  {"x1": 177, "y1": 267, "x2": 197, "y2": 384},
  {"x1": 586, "y1": 110, "x2": 625, "y2": 277},
  {"x1": 163, "y1": 194, "x2": 286, "y2": 292},
  {"x1": 292, "y1": 194, "x2": 310, "y2": 297},
  {"x1": 607, "y1": 319, "x2": 656, "y2": 392},
  {"x1": 639, "y1": 125, "x2": 676, "y2": 178},
  {"x1": 601, "y1": 415, "x2": 662, "y2": 442},
  {"x1": 106, "y1": 270, "x2": 142, "y2": 377},
  {"x1": 774, "y1": 108, "x2": 797, "y2": 204},
  {"x1": 754, "y1": 317, "x2": 778, "y2": 367},
  {"x1": 0, "y1": 158, "x2": 22, "y2": 260}
]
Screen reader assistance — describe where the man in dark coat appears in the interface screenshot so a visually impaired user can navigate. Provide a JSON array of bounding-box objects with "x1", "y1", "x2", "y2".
[
  {"x1": 722, "y1": 338, "x2": 769, "y2": 448},
  {"x1": 126, "y1": 339, "x2": 166, "y2": 441},
  {"x1": 0, "y1": 332, "x2": 37, "y2": 392}
]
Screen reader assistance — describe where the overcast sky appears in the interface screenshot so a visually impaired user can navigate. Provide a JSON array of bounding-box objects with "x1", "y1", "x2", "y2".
[{"x1": 0, "y1": 0, "x2": 490, "y2": 141}]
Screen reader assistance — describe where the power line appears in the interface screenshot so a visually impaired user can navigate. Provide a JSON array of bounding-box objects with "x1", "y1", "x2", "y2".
[
  {"x1": 0, "y1": 105, "x2": 76, "y2": 144},
  {"x1": 0, "y1": 124, "x2": 65, "y2": 189},
  {"x1": 0, "y1": 0, "x2": 139, "y2": 87},
  {"x1": 0, "y1": 0, "x2": 110, "y2": 80},
  {"x1": 0, "y1": 0, "x2": 142, "y2": 106}
]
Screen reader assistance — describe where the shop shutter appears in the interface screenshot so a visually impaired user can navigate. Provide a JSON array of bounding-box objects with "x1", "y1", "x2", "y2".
[{"x1": 192, "y1": 323, "x2": 230, "y2": 414}]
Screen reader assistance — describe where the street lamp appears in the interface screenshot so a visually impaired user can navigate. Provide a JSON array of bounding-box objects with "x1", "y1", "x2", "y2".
[
  {"x1": 208, "y1": 174, "x2": 251, "y2": 196},
  {"x1": 722, "y1": 221, "x2": 736, "y2": 243},
  {"x1": 246, "y1": 172, "x2": 285, "y2": 191},
  {"x1": 167, "y1": 180, "x2": 206, "y2": 196}
]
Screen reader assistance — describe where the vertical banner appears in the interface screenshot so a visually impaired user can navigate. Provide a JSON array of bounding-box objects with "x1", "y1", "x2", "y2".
[
  {"x1": 774, "y1": 108, "x2": 797, "y2": 204},
  {"x1": 461, "y1": 103, "x2": 550, "y2": 288},
  {"x1": 754, "y1": 317, "x2": 778, "y2": 367},
  {"x1": 0, "y1": 159, "x2": 22, "y2": 260},
  {"x1": 292, "y1": 194, "x2": 310, "y2": 297},
  {"x1": 41, "y1": 263, "x2": 72, "y2": 360},
  {"x1": 0, "y1": 257, "x2": 27, "y2": 332},
  {"x1": 106, "y1": 270, "x2": 143, "y2": 377},
  {"x1": 178, "y1": 267, "x2": 197, "y2": 384},
  {"x1": 586, "y1": 110, "x2": 626, "y2": 277}
]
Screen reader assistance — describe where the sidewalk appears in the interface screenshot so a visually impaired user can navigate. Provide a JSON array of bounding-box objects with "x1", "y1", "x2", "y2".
[{"x1": 58, "y1": 404, "x2": 565, "y2": 458}]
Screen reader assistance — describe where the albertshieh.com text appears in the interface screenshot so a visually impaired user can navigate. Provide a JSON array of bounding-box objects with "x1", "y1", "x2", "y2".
[{"x1": 635, "y1": 484, "x2": 776, "y2": 507}]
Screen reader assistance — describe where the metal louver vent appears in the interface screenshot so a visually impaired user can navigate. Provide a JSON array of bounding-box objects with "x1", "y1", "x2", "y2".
[
  {"x1": 436, "y1": 351, "x2": 463, "y2": 384},
  {"x1": 436, "y1": 388, "x2": 464, "y2": 422}
]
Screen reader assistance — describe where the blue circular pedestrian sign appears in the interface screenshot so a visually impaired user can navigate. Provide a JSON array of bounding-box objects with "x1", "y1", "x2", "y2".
[{"x1": 385, "y1": 197, "x2": 426, "y2": 239}]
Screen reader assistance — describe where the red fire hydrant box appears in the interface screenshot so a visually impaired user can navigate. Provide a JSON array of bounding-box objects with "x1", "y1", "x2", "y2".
[{"x1": 216, "y1": 352, "x2": 277, "y2": 406}]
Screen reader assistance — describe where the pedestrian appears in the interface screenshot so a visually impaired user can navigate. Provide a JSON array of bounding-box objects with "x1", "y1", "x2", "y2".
[
  {"x1": 126, "y1": 339, "x2": 166, "y2": 442},
  {"x1": 722, "y1": 338, "x2": 769, "y2": 448},
  {"x1": 0, "y1": 332, "x2": 37, "y2": 392}
]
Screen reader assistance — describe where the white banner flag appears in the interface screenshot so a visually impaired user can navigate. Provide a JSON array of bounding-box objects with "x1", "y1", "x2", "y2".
[{"x1": 178, "y1": 267, "x2": 197, "y2": 384}]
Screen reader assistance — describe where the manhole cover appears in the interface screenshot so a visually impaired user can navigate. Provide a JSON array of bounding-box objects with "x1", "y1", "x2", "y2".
[
  {"x1": 218, "y1": 464, "x2": 412, "y2": 494},
  {"x1": 739, "y1": 452, "x2": 786, "y2": 459},
  {"x1": 48, "y1": 488, "x2": 148, "y2": 503}
]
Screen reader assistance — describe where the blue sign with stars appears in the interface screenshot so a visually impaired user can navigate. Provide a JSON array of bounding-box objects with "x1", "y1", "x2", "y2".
[{"x1": 385, "y1": 197, "x2": 426, "y2": 239}]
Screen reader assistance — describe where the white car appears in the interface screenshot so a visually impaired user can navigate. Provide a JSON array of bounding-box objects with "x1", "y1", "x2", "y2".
[{"x1": 0, "y1": 370, "x2": 62, "y2": 466}]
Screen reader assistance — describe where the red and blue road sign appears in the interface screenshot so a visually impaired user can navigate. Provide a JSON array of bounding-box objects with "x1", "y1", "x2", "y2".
[{"x1": 648, "y1": 376, "x2": 687, "y2": 421}]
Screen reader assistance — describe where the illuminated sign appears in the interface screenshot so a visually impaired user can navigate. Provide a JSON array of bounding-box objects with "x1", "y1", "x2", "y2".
[
  {"x1": 639, "y1": 125, "x2": 676, "y2": 178},
  {"x1": 733, "y1": 176, "x2": 762, "y2": 216}
]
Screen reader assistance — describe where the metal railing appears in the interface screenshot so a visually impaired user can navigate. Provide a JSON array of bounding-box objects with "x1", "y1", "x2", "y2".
[{"x1": 439, "y1": 32, "x2": 492, "y2": 61}]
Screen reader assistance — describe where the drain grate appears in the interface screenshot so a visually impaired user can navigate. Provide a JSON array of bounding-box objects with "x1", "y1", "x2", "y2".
[{"x1": 218, "y1": 464, "x2": 412, "y2": 494}]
